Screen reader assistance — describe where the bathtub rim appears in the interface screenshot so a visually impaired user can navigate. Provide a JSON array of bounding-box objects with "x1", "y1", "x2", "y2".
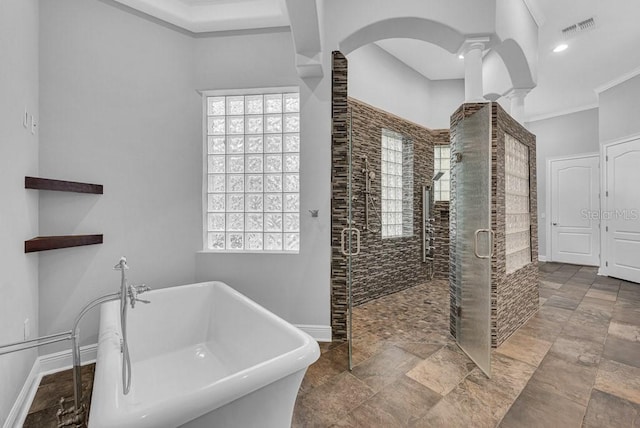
[{"x1": 88, "y1": 280, "x2": 320, "y2": 428}]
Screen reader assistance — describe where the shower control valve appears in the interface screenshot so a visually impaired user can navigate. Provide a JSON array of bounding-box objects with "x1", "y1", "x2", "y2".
[{"x1": 128, "y1": 284, "x2": 151, "y2": 309}]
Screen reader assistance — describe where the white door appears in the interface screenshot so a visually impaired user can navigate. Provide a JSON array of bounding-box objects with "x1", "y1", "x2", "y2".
[
  {"x1": 605, "y1": 138, "x2": 640, "y2": 283},
  {"x1": 550, "y1": 155, "x2": 600, "y2": 266}
]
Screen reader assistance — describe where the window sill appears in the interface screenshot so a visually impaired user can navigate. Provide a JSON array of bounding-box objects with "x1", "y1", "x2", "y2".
[{"x1": 197, "y1": 250, "x2": 299, "y2": 255}]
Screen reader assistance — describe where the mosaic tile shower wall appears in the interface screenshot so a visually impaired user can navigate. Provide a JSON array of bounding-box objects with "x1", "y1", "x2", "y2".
[
  {"x1": 330, "y1": 52, "x2": 453, "y2": 340},
  {"x1": 449, "y1": 103, "x2": 539, "y2": 347},
  {"x1": 347, "y1": 98, "x2": 433, "y2": 307}
]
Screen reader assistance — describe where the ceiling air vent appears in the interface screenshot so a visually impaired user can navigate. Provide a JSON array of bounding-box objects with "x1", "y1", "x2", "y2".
[{"x1": 562, "y1": 17, "x2": 596, "y2": 37}]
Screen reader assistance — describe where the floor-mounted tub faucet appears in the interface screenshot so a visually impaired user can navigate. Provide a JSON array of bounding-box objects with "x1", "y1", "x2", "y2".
[{"x1": 59, "y1": 257, "x2": 150, "y2": 427}]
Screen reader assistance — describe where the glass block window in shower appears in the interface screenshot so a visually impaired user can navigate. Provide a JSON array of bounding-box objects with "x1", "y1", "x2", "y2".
[
  {"x1": 204, "y1": 89, "x2": 300, "y2": 252},
  {"x1": 381, "y1": 129, "x2": 413, "y2": 238},
  {"x1": 505, "y1": 133, "x2": 531, "y2": 273},
  {"x1": 434, "y1": 145, "x2": 451, "y2": 201}
]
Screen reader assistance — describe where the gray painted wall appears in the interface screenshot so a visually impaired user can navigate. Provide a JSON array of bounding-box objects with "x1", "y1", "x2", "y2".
[
  {"x1": 38, "y1": 0, "x2": 200, "y2": 352},
  {"x1": 526, "y1": 108, "x2": 600, "y2": 259},
  {"x1": 193, "y1": 32, "x2": 332, "y2": 328},
  {"x1": 0, "y1": 0, "x2": 40, "y2": 421},
  {"x1": 347, "y1": 43, "x2": 464, "y2": 130},
  {"x1": 38, "y1": 0, "x2": 331, "y2": 351},
  {"x1": 599, "y1": 74, "x2": 640, "y2": 143}
]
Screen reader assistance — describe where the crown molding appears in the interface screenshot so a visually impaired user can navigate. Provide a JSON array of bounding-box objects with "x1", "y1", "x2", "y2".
[
  {"x1": 594, "y1": 66, "x2": 640, "y2": 94},
  {"x1": 526, "y1": 103, "x2": 599, "y2": 123}
]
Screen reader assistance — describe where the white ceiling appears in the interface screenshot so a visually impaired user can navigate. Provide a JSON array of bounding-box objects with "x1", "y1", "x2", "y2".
[
  {"x1": 112, "y1": 0, "x2": 288, "y2": 33},
  {"x1": 113, "y1": 0, "x2": 640, "y2": 121}
]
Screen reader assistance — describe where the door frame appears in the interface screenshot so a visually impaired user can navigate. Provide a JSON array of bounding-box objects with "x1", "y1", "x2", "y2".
[
  {"x1": 599, "y1": 132, "x2": 640, "y2": 277},
  {"x1": 546, "y1": 152, "x2": 600, "y2": 264}
]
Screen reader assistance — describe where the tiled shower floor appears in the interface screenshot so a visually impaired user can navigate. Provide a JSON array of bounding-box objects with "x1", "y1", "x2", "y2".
[
  {"x1": 293, "y1": 263, "x2": 640, "y2": 427},
  {"x1": 22, "y1": 263, "x2": 640, "y2": 427}
]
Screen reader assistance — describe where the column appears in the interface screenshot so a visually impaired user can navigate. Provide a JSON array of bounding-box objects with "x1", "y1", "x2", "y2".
[
  {"x1": 462, "y1": 37, "x2": 490, "y2": 102},
  {"x1": 507, "y1": 88, "x2": 529, "y2": 124}
]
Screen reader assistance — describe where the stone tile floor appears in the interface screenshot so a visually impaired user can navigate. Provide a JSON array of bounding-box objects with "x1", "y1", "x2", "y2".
[
  {"x1": 24, "y1": 364, "x2": 94, "y2": 427},
  {"x1": 293, "y1": 263, "x2": 640, "y2": 427},
  {"x1": 22, "y1": 263, "x2": 640, "y2": 427}
]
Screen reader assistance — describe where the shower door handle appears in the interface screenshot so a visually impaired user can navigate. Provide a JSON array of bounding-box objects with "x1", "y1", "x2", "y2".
[
  {"x1": 341, "y1": 227, "x2": 361, "y2": 256},
  {"x1": 473, "y1": 229, "x2": 494, "y2": 259}
]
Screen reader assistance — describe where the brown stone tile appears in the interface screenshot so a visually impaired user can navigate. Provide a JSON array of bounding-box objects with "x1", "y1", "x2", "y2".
[
  {"x1": 23, "y1": 405, "x2": 60, "y2": 428},
  {"x1": 351, "y1": 345, "x2": 421, "y2": 392},
  {"x1": 579, "y1": 296, "x2": 616, "y2": 312},
  {"x1": 495, "y1": 331, "x2": 552, "y2": 367},
  {"x1": 549, "y1": 335, "x2": 603, "y2": 367},
  {"x1": 594, "y1": 359, "x2": 640, "y2": 405},
  {"x1": 583, "y1": 388, "x2": 640, "y2": 428},
  {"x1": 337, "y1": 376, "x2": 441, "y2": 427},
  {"x1": 498, "y1": 379, "x2": 586, "y2": 428},
  {"x1": 613, "y1": 307, "x2": 640, "y2": 326},
  {"x1": 586, "y1": 289, "x2": 618, "y2": 302},
  {"x1": 301, "y1": 343, "x2": 349, "y2": 391},
  {"x1": 608, "y1": 321, "x2": 640, "y2": 342},
  {"x1": 571, "y1": 305, "x2": 613, "y2": 333},
  {"x1": 593, "y1": 276, "x2": 622, "y2": 286},
  {"x1": 536, "y1": 305, "x2": 574, "y2": 323},
  {"x1": 539, "y1": 287, "x2": 556, "y2": 299},
  {"x1": 560, "y1": 281, "x2": 591, "y2": 293},
  {"x1": 406, "y1": 344, "x2": 475, "y2": 395},
  {"x1": 544, "y1": 295, "x2": 580, "y2": 311},
  {"x1": 603, "y1": 336, "x2": 640, "y2": 369},
  {"x1": 561, "y1": 319, "x2": 609, "y2": 344},
  {"x1": 517, "y1": 316, "x2": 564, "y2": 343},
  {"x1": 292, "y1": 400, "x2": 336, "y2": 428},
  {"x1": 529, "y1": 353, "x2": 598, "y2": 406},
  {"x1": 350, "y1": 333, "x2": 387, "y2": 366},
  {"x1": 592, "y1": 282, "x2": 621, "y2": 293},
  {"x1": 393, "y1": 341, "x2": 443, "y2": 359},
  {"x1": 483, "y1": 353, "x2": 537, "y2": 398},
  {"x1": 539, "y1": 279, "x2": 563, "y2": 289},
  {"x1": 411, "y1": 384, "x2": 498, "y2": 428},
  {"x1": 300, "y1": 371, "x2": 375, "y2": 425},
  {"x1": 410, "y1": 350, "x2": 537, "y2": 427}
]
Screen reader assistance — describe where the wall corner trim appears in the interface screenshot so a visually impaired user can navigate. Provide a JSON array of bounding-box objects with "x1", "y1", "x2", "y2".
[
  {"x1": 594, "y1": 66, "x2": 640, "y2": 95},
  {"x1": 4, "y1": 344, "x2": 98, "y2": 428},
  {"x1": 295, "y1": 324, "x2": 332, "y2": 342},
  {"x1": 522, "y1": 0, "x2": 546, "y2": 27}
]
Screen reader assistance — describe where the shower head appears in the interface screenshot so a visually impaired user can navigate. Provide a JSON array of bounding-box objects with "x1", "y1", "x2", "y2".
[{"x1": 433, "y1": 171, "x2": 445, "y2": 182}]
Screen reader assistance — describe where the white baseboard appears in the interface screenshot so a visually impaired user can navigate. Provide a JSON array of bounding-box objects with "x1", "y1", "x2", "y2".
[
  {"x1": 5, "y1": 324, "x2": 329, "y2": 426},
  {"x1": 3, "y1": 358, "x2": 41, "y2": 428},
  {"x1": 296, "y1": 324, "x2": 332, "y2": 342},
  {"x1": 4, "y1": 344, "x2": 97, "y2": 428},
  {"x1": 39, "y1": 343, "x2": 98, "y2": 376},
  {"x1": 538, "y1": 255, "x2": 547, "y2": 262}
]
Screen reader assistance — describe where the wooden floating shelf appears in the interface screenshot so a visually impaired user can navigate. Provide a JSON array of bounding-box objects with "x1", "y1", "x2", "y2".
[
  {"x1": 25, "y1": 176, "x2": 103, "y2": 194},
  {"x1": 25, "y1": 234, "x2": 103, "y2": 253}
]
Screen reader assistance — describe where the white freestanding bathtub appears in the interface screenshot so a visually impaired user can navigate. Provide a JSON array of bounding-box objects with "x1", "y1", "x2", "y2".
[{"x1": 88, "y1": 281, "x2": 320, "y2": 428}]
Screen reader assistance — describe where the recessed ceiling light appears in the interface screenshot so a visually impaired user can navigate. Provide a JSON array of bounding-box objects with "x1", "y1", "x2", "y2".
[
  {"x1": 458, "y1": 54, "x2": 464, "y2": 59},
  {"x1": 553, "y1": 43, "x2": 568, "y2": 53}
]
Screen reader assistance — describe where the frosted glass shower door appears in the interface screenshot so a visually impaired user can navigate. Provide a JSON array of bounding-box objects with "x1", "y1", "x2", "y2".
[{"x1": 453, "y1": 104, "x2": 493, "y2": 377}]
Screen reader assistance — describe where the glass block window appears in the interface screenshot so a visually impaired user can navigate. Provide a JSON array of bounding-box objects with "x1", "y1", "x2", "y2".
[
  {"x1": 204, "y1": 89, "x2": 300, "y2": 252},
  {"x1": 434, "y1": 145, "x2": 451, "y2": 201},
  {"x1": 381, "y1": 129, "x2": 413, "y2": 238},
  {"x1": 505, "y1": 134, "x2": 531, "y2": 273}
]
